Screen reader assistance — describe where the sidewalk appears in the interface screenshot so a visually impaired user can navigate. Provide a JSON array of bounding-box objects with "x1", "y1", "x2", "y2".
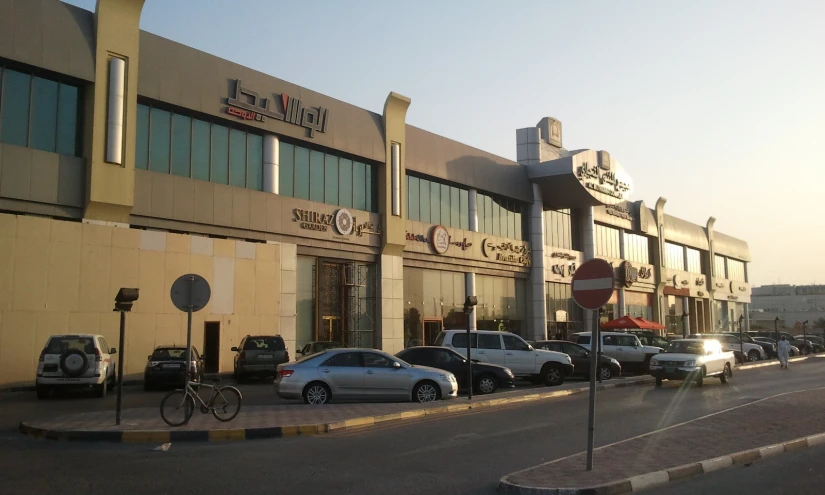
[
  {"x1": 500, "y1": 385, "x2": 825, "y2": 494},
  {"x1": 18, "y1": 376, "x2": 652, "y2": 443}
]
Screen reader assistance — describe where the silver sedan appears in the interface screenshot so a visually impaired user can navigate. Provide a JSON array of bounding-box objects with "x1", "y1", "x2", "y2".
[{"x1": 275, "y1": 348, "x2": 458, "y2": 404}]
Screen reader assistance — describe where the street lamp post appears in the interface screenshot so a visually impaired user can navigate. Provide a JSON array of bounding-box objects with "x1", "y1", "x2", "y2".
[
  {"x1": 774, "y1": 316, "x2": 780, "y2": 344},
  {"x1": 738, "y1": 315, "x2": 745, "y2": 361},
  {"x1": 803, "y1": 320, "x2": 809, "y2": 350}
]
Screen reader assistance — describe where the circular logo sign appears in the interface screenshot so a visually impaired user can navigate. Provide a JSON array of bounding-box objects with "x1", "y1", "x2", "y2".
[
  {"x1": 334, "y1": 209, "x2": 353, "y2": 236},
  {"x1": 431, "y1": 225, "x2": 450, "y2": 255}
]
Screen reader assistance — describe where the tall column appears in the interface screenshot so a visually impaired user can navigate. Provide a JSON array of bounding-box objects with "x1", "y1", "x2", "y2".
[
  {"x1": 263, "y1": 135, "x2": 279, "y2": 194},
  {"x1": 682, "y1": 296, "x2": 690, "y2": 337},
  {"x1": 468, "y1": 189, "x2": 479, "y2": 232},
  {"x1": 618, "y1": 228, "x2": 626, "y2": 317},
  {"x1": 529, "y1": 184, "x2": 547, "y2": 341},
  {"x1": 579, "y1": 206, "x2": 596, "y2": 331},
  {"x1": 465, "y1": 273, "x2": 477, "y2": 331},
  {"x1": 706, "y1": 216, "x2": 717, "y2": 334}
]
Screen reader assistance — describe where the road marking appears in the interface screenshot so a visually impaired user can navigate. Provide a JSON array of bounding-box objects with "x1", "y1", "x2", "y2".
[{"x1": 504, "y1": 384, "x2": 825, "y2": 477}]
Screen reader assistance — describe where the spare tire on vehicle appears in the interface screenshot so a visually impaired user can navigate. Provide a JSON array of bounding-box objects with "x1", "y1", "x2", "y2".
[{"x1": 60, "y1": 349, "x2": 90, "y2": 377}]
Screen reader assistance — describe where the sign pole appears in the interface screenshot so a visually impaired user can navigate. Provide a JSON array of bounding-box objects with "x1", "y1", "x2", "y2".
[
  {"x1": 185, "y1": 275, "x2": 194, "y2": 383},
  {"x1": 115, "y1": 309, "x2": 126, "y2": 426},
  {"x1": 586, "y1": 307, "x2": 600, "y2": 471}
]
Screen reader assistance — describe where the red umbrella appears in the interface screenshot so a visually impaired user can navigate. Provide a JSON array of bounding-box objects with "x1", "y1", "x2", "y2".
[{"x1": 600, "y1": 315, "x2": 666, "y2": 330}]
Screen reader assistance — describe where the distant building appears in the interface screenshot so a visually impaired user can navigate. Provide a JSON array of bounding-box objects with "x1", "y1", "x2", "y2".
[{"x1": 750, "y1": 285, "x2": 825, "y2": 331}]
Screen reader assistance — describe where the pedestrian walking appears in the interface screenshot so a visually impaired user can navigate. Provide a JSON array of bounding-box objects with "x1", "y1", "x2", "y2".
[{"x1": 777, "y1": 335, "x2": 791, "y2": 369}]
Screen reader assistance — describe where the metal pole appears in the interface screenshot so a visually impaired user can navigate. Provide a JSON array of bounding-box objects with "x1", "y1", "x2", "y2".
[
  {"x1": 186, "y1": 276, "x2": 194, "y2": 382},
  {"x1": 739, "y1": 318, "x2": 744, "y2": 361},
  {"x1": 775, "y1": 317, "x2": 779, "y2": 345},
  {"x1": 466, "y1": 320, "x2": 473, "y2": 401},
  {"x1": 586, "y1": 307, "x2": 599, "y2": 471},
  {"x1": 115, "y1": 310, "x2": 126, "y2": 425},
  {"x1": 596, "y1": 308, "x2": 603, "y2": 383}
]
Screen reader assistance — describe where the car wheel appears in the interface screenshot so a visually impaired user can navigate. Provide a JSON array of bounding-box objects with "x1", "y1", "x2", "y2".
[
  {"x1": 413, "y1": 381, "x2": 440, "y2": 403},
  {"x1": 747, "y1": 350, "x2": 760, "y2": 362},
  {"x1": 655, "y1": 377, "x2": 663, "y2": 387},
  {"x1": 96, "y1": 373, "x2": 107, "y2": 398},
  {"x1": 476, "y1": 375, "x2": 497, "y2": 395},
  {"x1": 599, "y1": 366, "x2": 613, "y2": 381},
  {"x1": 696, "y1": 368, "x2": 705, "y2": 388},
  {"x1": 108, "y1": 369, "x2": 116, "y2": 391},
  {"x1": 720, "y1": 364, "x2": 732, "y2": 384},
  {"x1": 302, "y1": 382, "x2": 331, "y2": 405},
  {"x1": 36, "y1": 385, "x2": 49, "y2": 399},
  {"x1": 541, "y1": 364, "x2": 564, "y2": 387}
]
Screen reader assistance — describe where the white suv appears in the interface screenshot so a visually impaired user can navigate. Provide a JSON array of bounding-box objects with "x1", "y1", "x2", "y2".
[
  {"x1": 434, "y1": 330, "x2": 574, "y2": 386},
  {"x1": 573, "y1": 332, "x2": 663, "y2": 372},
  {"x1": 35, "y1": 334, "x2": 117, "y2": 399}
]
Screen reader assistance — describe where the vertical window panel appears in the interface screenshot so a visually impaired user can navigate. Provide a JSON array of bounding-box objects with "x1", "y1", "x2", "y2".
[
  {"x1": 56, "y1": 83, "x2": 79, "y2": 156},
  {"x1": 191, "y1": 119, "x2": 211, "y2": 181},
  {"x1": 366, "y1": 163, "x2": 373, "y2": 212},
  {"x1": 408, "y1": 176, "x2": 420, "y2": 221},
  {"x1": 135, "y1": 104, "x2": 149, "y2": 170},
  {"x1": 353, "y1": 161, "x2": 366, "y2": 210},
  {"x1": 440, "y1": 183, "x2": 450, "y2": 226},
  {"x1": 210, "y1": 124, "x2": 229, "y2": 184},
  {"x1": 515, "y1": 208, "x2": 522, "y2": 240},
  {"x1": 459, "y1": 188, "x2": 469, "y2": 230},
  {"x1": 171, "y1": 114, "x2": 191, "y2": 178},
  {"x1": 484, "y1": 195, "x2": 493, "y2": 234},
  {"x1": 30, "y1": 77, "x2": 58, "y2": 152},
  {"x1": 449, "y1": 186, "x2": 459, "y2": 227},
  {"x1": 419, "y1": 179, "x2": 430, "y2": 223},
  {"x1": 492, "y1": 199, "x2": 500, "y2": 236},
  {"x1": 429, "y1": 180, "x2": 441, "y2": 225},
  {"x1": 324, "y1": 154, "x2": 339, "y2": 205},
  {"x1": 309, "y1": 150, "x2": 325, "y2": 202},
  {"x1": 508, "y1": 202, "x2": 516, "y2": 239},
  {"x1": 149, "y1": 108, "x2": 171, "y2": 174},
  {"x1": 338, "y1": 158, "x2": 352, "y2": 207},
  {"x1": 1, "y1": 70, "x2": 31, "y2": 146},
  {"x1": 293, "y1": 146, "x2": 310, "y2": 200},
  {"x1": 246, "y1": 134, "x2": 263, "y2": 191},
  {"x1": 229, "y1": 128, "x2": 247, "y2": 187}
]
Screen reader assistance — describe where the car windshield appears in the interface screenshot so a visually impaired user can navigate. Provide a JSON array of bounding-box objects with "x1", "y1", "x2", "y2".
[
  {"x1": 669, "y1": 341, "x2": 705, "y2": 355},
  {"x1": 150, "y1": 348, "x2": 188, "y2": 361},
  {"x1": 46, "y1": 337, "x2": 94, "y2": 354},
  {"x1": 243, "y1": 337, "x2": 285, "y2": 351}
]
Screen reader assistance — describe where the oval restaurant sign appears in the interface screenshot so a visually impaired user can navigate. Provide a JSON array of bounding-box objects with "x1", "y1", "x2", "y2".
[
  {"x1": 481, "y1": 239, "x2": 531, "y2": 266},
  {"x1": 431, "y1": 225, "x2": 451, "y2": 255}
]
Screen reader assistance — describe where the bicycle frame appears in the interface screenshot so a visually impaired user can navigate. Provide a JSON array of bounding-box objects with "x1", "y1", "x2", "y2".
[{"x1": 183, "y1": 380, "x2": 218, "y2": 409}]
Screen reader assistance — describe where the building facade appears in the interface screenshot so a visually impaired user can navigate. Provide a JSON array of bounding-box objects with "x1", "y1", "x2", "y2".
[
  {"x1": 0, "y1": 0, "x2": 752, "y2": 386},
  {"x1": 750, "y1": 285, "x2": 825, "y2": 331}
]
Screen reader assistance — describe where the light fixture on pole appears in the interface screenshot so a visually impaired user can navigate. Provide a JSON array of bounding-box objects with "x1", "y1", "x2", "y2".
[
  {"x1": 113, "y1": 288, "x2": 139, "y2": 426},
  {"x1": 738, "y1": 315, "x2": 745, "y2": 361},
  {"x1": 463, "y1": 296, "x2": 478, "y2": 400}
]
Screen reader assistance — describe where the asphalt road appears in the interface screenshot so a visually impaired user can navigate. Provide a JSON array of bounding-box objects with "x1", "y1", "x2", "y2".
[
  {"x1": 642, "y1": 443, "x2": 825, "y2": 495},
  {"x1": 1, "y1": 359, "x2": 824, "y2": 495}
]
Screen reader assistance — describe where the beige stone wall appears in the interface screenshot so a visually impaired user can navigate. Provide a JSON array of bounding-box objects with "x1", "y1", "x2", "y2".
[{"x1": 0, "y1": 213, "x2": 288, "y2": 387}]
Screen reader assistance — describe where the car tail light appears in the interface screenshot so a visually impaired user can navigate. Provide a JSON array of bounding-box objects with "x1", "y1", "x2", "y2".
[
  {"x1": 239, "y1": 351, "x2": 246, "y2": 363},
  {"x1": 285, "y1": 351, "x2": 290, "y2": 361},
  {"x1": 279, "y1": 369, "x2": 294, "y2": 378},
  {"x1": 39, "y1": 349, "x2": 46, "y2": 362},
  {"x1": 93, "y1": 348, "x2": 102, "y2": 362}
]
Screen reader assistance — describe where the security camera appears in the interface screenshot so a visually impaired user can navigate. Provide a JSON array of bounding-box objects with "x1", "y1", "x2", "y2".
[{"x1": 114, "y1": 288, "x2": 140, "y2": 312}]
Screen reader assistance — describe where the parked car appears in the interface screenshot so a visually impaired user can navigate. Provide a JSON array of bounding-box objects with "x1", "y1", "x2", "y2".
[
  {"x1": 35, "y1": 334, "x2": 117, "y2": 399},
  {"x1": 694, "y1": 334, "x2": 765, "y2": 362},
  {"x1": 723, "y1": 332, "x2": 774, "y2": 359},
  {"x1": 274, "y1": 348, "x2": 458, "y2": 404},
  {"x1": 794, "y1": 335, "x2": 825, "y2": 353},
  {"x1": 232, "y1": 335, "x2": 289, "y2": 382},
  {"x1": 649, "y1": 339, "x2": 734, "y2": 387},
  {"x1": 435, "y1": 330, "x2": 573, "y2": 386},
  {"x1": 748, "y1": 331, "x2": 813, "y2": 355},
  {"x1": 628, "y1": 331, "x2": 673, "y2": 351},
  {"x1": 297, "y1": 341, "x2": 344, "y2": 357},
  {"x1": 396, "y1": 346, "x2": 515, "y2": 394},
  {"x1": 144, "y1": 345, "x2": 204, "y2": 390},
  {"x1": 753, "y1": 337, "x2": 800, "y2": 356},
  {"x1": 572, "y1": 331, "x2": 663, "y2": 372},
  {"x1": 531, "y1": 340, "x2": 621, "y2": 381}
]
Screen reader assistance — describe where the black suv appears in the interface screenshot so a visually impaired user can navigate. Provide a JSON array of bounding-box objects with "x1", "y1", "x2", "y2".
[{"x1": 231, "y1": 335, "x2": 289, "y2": 382}]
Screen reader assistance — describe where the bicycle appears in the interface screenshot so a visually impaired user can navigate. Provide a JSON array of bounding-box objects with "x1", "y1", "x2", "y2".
[{"x1": 160, "y1": 377, "x2": 242, "y2": 427}]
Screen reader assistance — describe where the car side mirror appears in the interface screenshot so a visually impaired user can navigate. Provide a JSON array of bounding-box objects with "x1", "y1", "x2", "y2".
[
  {"x1": 147, "y1": 355, "x2": 152, "y2": 360},
  {"x1": 528, "y1": 345, "x2": 534, "y2": 351},
  {"x1": 231, "y1": 347, "x2": 239, "y2": 352},
  {"x1": 109, "y1": 348, "x2": 117, "y2": 354},
  {"x1": 393, "y1": 361, "x2": 402, "y2": 369}
]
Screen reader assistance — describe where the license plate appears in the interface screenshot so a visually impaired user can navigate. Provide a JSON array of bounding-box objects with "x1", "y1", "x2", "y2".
[
  {"x1": 258, "y1": 355, "x2": 274, "y2": 360},
  {"x1": 56, "y1": 378, "x2": 80, "y2": 382},
  {"x1": 665, "y1": 367, "x2": 675, "y2": 373},
  {"x1": 162, "y1": 364, "x2": 182, "y2": 369}
]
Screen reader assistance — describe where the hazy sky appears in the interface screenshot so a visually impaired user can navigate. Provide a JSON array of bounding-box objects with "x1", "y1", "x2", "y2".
[{"x1": 65, "y1": 0, "x2": 825, "y2": 285}]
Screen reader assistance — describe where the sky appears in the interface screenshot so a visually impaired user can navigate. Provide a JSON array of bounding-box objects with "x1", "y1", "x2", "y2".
[{"x1": 64, "y1": 0, "x2": 825, "y2": 286}]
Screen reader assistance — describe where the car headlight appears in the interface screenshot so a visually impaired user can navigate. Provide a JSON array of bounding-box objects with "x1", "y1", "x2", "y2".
[
  {"x1": 505, "y1": 368, "x2": 514, "y2": 377},
  {"x1": 439, "y1": 374, "x2": 455, "y2": 383},
  {"x1": 683, "y1": 360, "x2": 696, "y2": 367},
  {"x1": 650, "y1": 359, "x2": 659, "y2": 365},
  {"x1": 610, "y1": 358, "x2": 620, "y2": 365}
]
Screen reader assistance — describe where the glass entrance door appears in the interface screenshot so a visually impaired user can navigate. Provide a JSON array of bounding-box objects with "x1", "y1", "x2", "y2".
[
  {"x1": 318, "y1": 316, "x2": 343, "y2": 343},
  {"x1": 423, "y1": 319, "x2": 443, "y2": 346}
]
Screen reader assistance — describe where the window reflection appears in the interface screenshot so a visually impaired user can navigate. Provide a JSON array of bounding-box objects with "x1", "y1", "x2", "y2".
[
  {"x1": 664, "y1": 242, "x2": 686, "y2": 271},
  {"x1": 595, "y1": 224, "x2": 621, "y2": 258}
]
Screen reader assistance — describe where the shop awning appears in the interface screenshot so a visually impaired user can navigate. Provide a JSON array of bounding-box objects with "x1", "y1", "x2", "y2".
[{"x1": 601, "y1": 315, "x2": 666, "y2": 330}]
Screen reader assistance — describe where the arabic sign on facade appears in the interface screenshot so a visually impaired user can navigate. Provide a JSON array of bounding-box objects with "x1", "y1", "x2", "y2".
[
  {"x1": 482, "y1": 239, "x2": 531, "y2": 266},
  {"x1": 226, "y1": 79, "x2": 329, "y2": 137},
  {"x1": 405, "y1": 226, "x2": 473, "y2": 255},
  {"x1": 293, "y1": 208, "x2": 379, "y2": 237}
]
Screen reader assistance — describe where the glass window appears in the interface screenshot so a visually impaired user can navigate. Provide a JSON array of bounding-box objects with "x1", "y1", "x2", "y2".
[
  {"x1": 365, "y1": 163, "x2": 373, "y2": 212},
  {"x1": 408, "y1": 176, "x2": 420, "y2": 221},
  {"x1": 477, "y1": 333, "x2": 502, "y2": 349},
  {"x1": 279, "y1": 142, "x2": 294, "y2": 197},
  {"x1": 562, "y1": 343, "x2": 588, "y2": 357},
  {"x1": 324, "y1": 154, "x2": 339, "y2": 205},
  {"x1": 135, "y1": 104, "x2": 149, "y2": 170},
  {"x1": 500, "y1": 203, "x2": 509, "y2": 238},
  {"x1": 246, "y1": 134, "x2": 263, "y2": 191},
  {"x1": 508, "y1": 202, "x2": 516, "y2": 239},
  {"x1": 440, "y1": 184, "x2": 451, "y2": 226},
  {"x1": 309, "y1": 150, "x2": 325, "y2": 202},
  {"x1": 686, "y1": 247, "x2": 702, "y2": 273},
  {"x1": 714, "y1": 254, "x2": 726, "y2": 278},
  {"x1": 665, "y1": 242, "x2": 686, "y2": 271},
  {"x1": 492, "y1": 198, "x2": 500, "y2": 236},
  {"x1": 515, "y1": 208, "x2": 522, "y2": 240},
  {"x1": 229, "y1": 128, "x2": 247, "y2": 187},
  {"x1": 451, "y1": 333, "x2": 477, "y2": 349},
  {"x1": 459, "y1": 189, "x2": 469, "y2": 230},
  {"x1": 362, "y1": 352, "x2": 395, "y2": 368},
  {"x1": 503, "y1": 335, "x2": 530, "y2": 351},
  {"x1": 149, "y1": 108, "x2": 171, "y2": 173},
  {"x1": 30, "y1": 77, "x2": 58, "y2": 152},
  {"x1": 429, "y1": 180, "x2": 441, "y2": 225},
  {"x1": 727, "y1": 259, "x2": 746, "y2": 282},
  {"x1": 624, "y1": 232, "x2": 650, "y2": 264},
  {"x1": 353, "y1": 161, "x2": 366, "y2": 210},
  {"x1": 450, "y1": 186, "x2": 460, "y2": 228},
  {"x1": 210, "y1": 124, "x2": 229, "y2": 184},
  {"x1": 419, "y1": 179, "x2": 430, "y2": 223},
  {"x1": 191, "y1": 119, "x2": 211, "y2": 181},
  {"x1": 595, "y1": 224, "x2": 621, "y2": 258},
  {"x1": 1, "y1": 69, "x2": 31, "y2": 146},
  {"x1": 322, "y1": 352, "x2": 362, "y2": 367},
  {"x1": 171, "y1": 114, "x2": 191, "y2": 178},
  {"x1": 338, "y1": 158, "x2": 352, "y2": 207},
  {"x1": 56, "y1": 83, "x2": 79, "y2": 156},
  {"x1": 293, "y1": 146, "x2": 310, "y2": 199},
  {"x1": 484, "y1": 195, "x2": 493, "y2": 234}
]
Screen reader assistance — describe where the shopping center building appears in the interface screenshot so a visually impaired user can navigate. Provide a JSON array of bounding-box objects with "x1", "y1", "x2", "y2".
[{"x1": 0, "y1": 0, "x2": 752, "y2": 386}]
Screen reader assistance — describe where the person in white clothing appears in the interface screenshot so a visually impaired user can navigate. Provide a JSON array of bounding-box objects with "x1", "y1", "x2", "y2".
[{"x1": 777, "y1": 336, "x2": 791, "y2": 369}]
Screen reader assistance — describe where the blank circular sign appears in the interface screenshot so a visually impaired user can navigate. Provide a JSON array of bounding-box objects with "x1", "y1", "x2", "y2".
[{"x1": 170, "y1": 274, "x2": 211, "y2": 313}]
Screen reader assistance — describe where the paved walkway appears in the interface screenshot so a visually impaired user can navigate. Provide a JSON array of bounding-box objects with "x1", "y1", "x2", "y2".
[{"x1": 502, "y1": 384, "x2": 825, "y2": 492}]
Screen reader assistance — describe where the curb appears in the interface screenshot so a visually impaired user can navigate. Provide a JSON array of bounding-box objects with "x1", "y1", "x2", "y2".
[
  {"x1": 18, "y1": 377, "x2": 654, "y2": 443},
  {"x1": 1, "y1": 373, "x2": 235, "y2": 394},
  {"x1": 498, "y1": 432, "x2": 825, "y2": 494},
  {"x1": 735, "y1": 355, "x2": 810, "y2": 371}
]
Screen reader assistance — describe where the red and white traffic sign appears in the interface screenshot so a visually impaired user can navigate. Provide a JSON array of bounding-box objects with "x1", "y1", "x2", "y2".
[{"x1": 571, "y1": 259, "x2": 615, "y2": 310}]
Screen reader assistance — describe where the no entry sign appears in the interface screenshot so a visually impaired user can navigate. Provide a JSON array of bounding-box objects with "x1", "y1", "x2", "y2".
[{"x1": 572, "y1": 259, "x2": 615, "y2": 310}]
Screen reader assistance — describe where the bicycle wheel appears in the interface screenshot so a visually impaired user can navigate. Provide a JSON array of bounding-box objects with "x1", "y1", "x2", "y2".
[
  {"x1": 211, "y1": 386, "x2": 242, "y2": 422},
  {"x1": 160, "y1": 390, "x2": 195, "y2": 427}
]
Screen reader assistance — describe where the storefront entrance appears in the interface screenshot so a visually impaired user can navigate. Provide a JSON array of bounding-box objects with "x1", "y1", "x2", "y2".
[
  {"x1": 309, "y1": 259, "x2": 377, "y2": 348},
  {"x1": 423, "y1": 319, "x2": 443, "y2": 346},
  {"x1": 318, "y1": 316, "x2": 343, "y2": 343}
]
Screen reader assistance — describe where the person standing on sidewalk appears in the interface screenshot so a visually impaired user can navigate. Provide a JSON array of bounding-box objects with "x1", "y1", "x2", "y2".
[{"x1": 777, "y1": 335, "x2": 791, "y2": 369}]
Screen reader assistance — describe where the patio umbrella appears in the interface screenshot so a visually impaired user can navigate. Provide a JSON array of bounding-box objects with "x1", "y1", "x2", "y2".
[{"x1": 600, "y1": 315, "x2": 665, "y2": 330}]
